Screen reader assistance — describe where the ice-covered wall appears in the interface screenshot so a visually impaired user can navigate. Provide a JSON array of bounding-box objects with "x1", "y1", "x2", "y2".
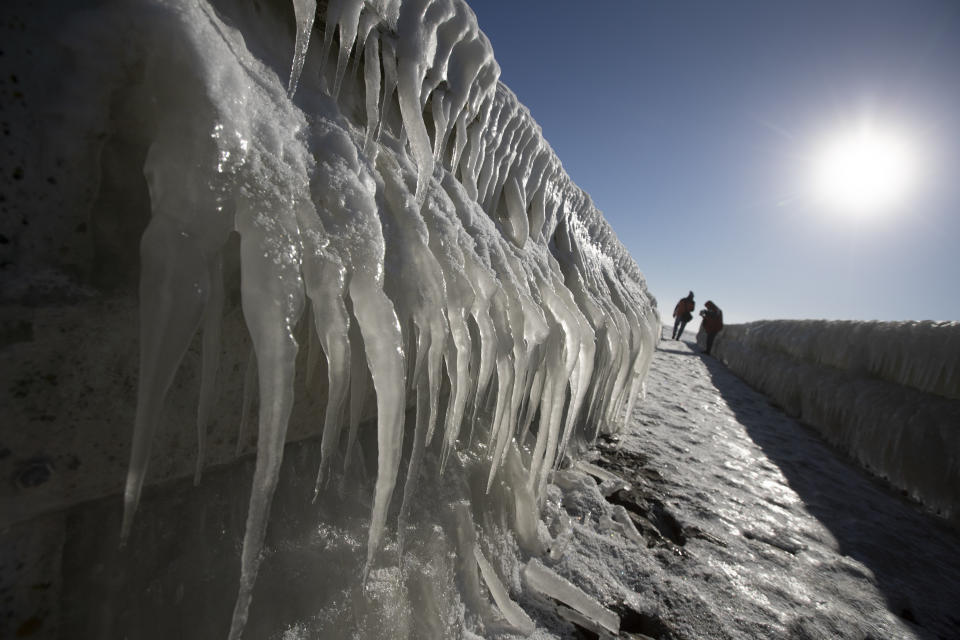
[
  {"x1": 1, "y1": 0, "x2": 658, "y2": 636},
  {"x1": 711, "y1": 321, "x2": 960, "y2": 525}
]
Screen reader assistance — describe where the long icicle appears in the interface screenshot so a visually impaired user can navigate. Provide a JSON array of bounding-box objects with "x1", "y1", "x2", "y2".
[
  {"x1": 287, "y1": 0, "x2": 317, "y2": 97},
  {"x1": 194, "y1": 253, "x2": 224, "y2": 486},
  {"x1": 235, "y1": 346, "x2": 257, "y2": 457},
  {"x1": 349, "y1": 276, "x2": 406, "y2": 578},
  {"x1": 227, "y1": 199, "x2": 306, "y2": 640},
  {"x1": 121, "y1": 216, "x2": 210, "y2": 544}
]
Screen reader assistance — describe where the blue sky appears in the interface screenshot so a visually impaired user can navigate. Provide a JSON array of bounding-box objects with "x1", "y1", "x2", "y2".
[{"x1": 467, "y1": 0, "x2": 960, "y2": 324}]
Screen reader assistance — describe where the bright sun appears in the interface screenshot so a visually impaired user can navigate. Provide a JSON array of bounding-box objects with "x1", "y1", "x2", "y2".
[{"x1": 812, "y1": 125, "x2": 918, "y2": 217}]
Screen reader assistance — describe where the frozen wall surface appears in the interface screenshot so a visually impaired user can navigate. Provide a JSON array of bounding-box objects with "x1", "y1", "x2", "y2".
[
  {"x1": 0, "y1": 0, "x2": 658, "y2": 636},
  {"x1": 710, "y1": 320, "x2": 960, "y2": 525}
]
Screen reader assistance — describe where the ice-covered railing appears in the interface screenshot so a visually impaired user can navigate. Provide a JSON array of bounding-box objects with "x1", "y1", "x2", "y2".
[
  {"x1": 65, "y1": 0, "x2": 662, "y2": 636},
  {"x1": 718, "y1": 320, "x2": 960, "y2": 400},
  {"x1": 712, "y1": 321, "x2": 960, "y2": 525}
]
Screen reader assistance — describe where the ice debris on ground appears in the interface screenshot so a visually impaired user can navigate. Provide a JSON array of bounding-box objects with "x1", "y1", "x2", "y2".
[
  {"x1": 475, "y1": 547, "x2": 536, "y2": 634},
  {"x1": 523, "y1": 559, "x2": 621, "y2": 636},
  {"x1": 46, "y1": 0, "x2": 661, "y2": 635}
]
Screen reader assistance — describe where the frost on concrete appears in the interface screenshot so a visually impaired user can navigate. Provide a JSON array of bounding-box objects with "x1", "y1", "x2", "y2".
[
  {"x1": 2, "y1": 0, "x2": 658, "y2": 635},
  {"x1": 712, "y1": 320, "x2": 960, "y2": 525}
]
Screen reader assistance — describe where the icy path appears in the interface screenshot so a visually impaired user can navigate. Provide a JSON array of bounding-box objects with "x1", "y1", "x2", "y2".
[{"x1": 544, "y1": 338, "x2": 960, "y2": 639}]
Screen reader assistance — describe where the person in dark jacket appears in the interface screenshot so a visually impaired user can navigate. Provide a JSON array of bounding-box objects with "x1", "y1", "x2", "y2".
[
  {"x1": 672, "y1": 291, "x2": 695, "y2": 340},
  {"x1": 699, "y1": 300, "x2": 723, "y2": 354}
]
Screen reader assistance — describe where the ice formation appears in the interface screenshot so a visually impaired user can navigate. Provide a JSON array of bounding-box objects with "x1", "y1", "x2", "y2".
[
  {"x1": 710, "y1": 320, "x2": 960, "y2": 524},
  {"x1": 523, "y1": 559, "x2": 620, "y2": 636},
  {"x1": 38, "y1": 0, "x2": 660, "y2": 635}
]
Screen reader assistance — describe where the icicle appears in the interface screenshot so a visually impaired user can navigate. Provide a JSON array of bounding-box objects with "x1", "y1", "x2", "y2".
[
  {"x1": 377, "y1": 154, "x2": 449, "y2": 462},
  {"x1": 551, "y1": 285, "x2": 595, "y2": 464},
  {"x1": 235, "y1": 346, "x2": 257, "y2": 457},
  {"x1": 436, "y1": 296, "x2": 472, "y2": 463},
  {"x1": 473, "y1": 287, "x2": 509, "y2": 433},
  {"x1": 227, "y1": 199, "x2": 306, "y2": 640},
  {"x1": 444, "y1": 35, "x2": 493, "y2": 146},
  {"x1": 304, "y1": 307, "x2": 322, "y2": 392},
  {"x1": 426, "y1": 14, "x2": 477, "y2": 160},
  {"x1": 316, "y1": 0, "x2": 342, "y2": 91},
  {"x1": 412, "y1": 184, "x2": 475, "y2": 458},
  {"x1": 484, "y1": 356, "x2": 514, "y2": 493},
  {"x1": 527, "y1": 330, "x2": 570, "y2": 494},
  {"x1": 331, "y1": 0, "x2": 364, "y2": 98},
  {"x1": 422, "y1": 3, "x2": 471, "y2": 102},
  {"x1": 474, "y1": 142, "x2": 496, "y2": 208},
  {"x1": 194, "y1": 253, "x2": 225, "y2": 486},
  {"x1": 431, "y1": 89, "x2": 451, "y2": 165},
  {"x1": 349, "y1": 275, "x2": 407, "y2": 577},
  {"x1": 301, "y1": 249, "x2": 353, "y2": 494},
  {"x1": 121, "y1": 216, "x2": 211, "y2": 544},
  {"x1": 287, "y1": 0, "x2": 317, "y2": 97},
  {"x1": 397, "y1": 331, "x2": 431, "y2": 549},
  {"x1": 502, "y1": 175, "x2": 529, "y2": 247},
  {"x1": 355, "y1": 6, "x2": 381, "y2": 56},
  {"x1": 517, "y1": 351, "x2": 545, "y2": 446},
  {"x1": 486, "y1": 282, "x2": 546, "y2": 487},
  {"x1": 621, "y1": 369, "x2": 643, "y2": 428},
  {"x1": 363, "y1": 34, "x2": 381, "y2": 155},
  {"x1": 423, "y1": 313, "x2": 449, "y2": 446},
  {"x1": 601, "y1": 284, "x2": 637, "y2": 430},
  {"x1": 437, "y1": 333, "x2": 466, "y2": 469},
  {"x1": 528, "y1": 185, "x2": 546, "y2": 241},
  {"x1": 482, "y1": 109, "x2": 524, "y2": 210},
  {"x1": 312, "y1": 312, "x2": 350, "y2": 493},
  {"x1": 460, "y1": 100, "x2": 489, "y2": 199},
  {"x1": 375, "y1": 36, "x2": 398, "y2": 146},
  {"x1": 342, "y1": 318, "x2": 370, "y2": 474},
  {"x1": 395, "y1": 0, "x2": 455, "y2": 201},
  {"x1": 450, "y1": 114, "x2": 469, "y2": 173},
  {"x1": 475, "y1": 96, "x2": 511, "y2": 205},
  {"x1": 436, "y1": 259, "x2": 488, "y2": 463}
]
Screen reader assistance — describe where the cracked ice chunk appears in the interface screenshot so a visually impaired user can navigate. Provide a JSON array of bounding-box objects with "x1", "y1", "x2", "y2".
[
  {"x1": 522, "y1": 559, "x2": 619, "y2": 635},
  {"x1": 573, "y1": 460, "x2": 629, "y2": 488},
  {"x1": 474, "y1": 547, "x2": 535, "y2": 634}
]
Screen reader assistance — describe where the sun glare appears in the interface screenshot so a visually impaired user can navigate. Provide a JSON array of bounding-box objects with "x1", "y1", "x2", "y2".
[{"x1": 812, "y1": 125, "x2": 917, "y2": 217}]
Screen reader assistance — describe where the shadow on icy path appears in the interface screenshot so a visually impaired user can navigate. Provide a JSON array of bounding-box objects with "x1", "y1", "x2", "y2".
[{"x1": 698, "y1": 353, "x2": 960, "y2": 639}]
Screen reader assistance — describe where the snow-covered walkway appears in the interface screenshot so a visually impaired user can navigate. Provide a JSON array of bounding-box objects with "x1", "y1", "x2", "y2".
[{"x1": 545, "y1": 338, "x2": 960, "y2": 639}]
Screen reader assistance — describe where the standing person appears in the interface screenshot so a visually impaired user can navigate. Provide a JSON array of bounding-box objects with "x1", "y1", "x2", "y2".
[
  {"x1": 699, "y1": 300, "x2": 723, "y2": 354},
  {"x1": 672, "y1": 291, "x2": 695, "y2": 340}
]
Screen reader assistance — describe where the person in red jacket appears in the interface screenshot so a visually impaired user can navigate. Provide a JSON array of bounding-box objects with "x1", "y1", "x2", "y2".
[
  {"x1": 699, "y1": 300, "x2": 723, "y2": 354},
  {"x1": 672, "y1": 291, "x2": 695, "y2": 340}
]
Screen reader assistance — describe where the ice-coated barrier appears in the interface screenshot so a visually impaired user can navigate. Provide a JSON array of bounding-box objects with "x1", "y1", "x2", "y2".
[
  {"x1": 1, "y1": 0, "x2": 658, "y2": 636},
  {"x1": 711, "y1": 321, "x2": 960, "y2": 525}
]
